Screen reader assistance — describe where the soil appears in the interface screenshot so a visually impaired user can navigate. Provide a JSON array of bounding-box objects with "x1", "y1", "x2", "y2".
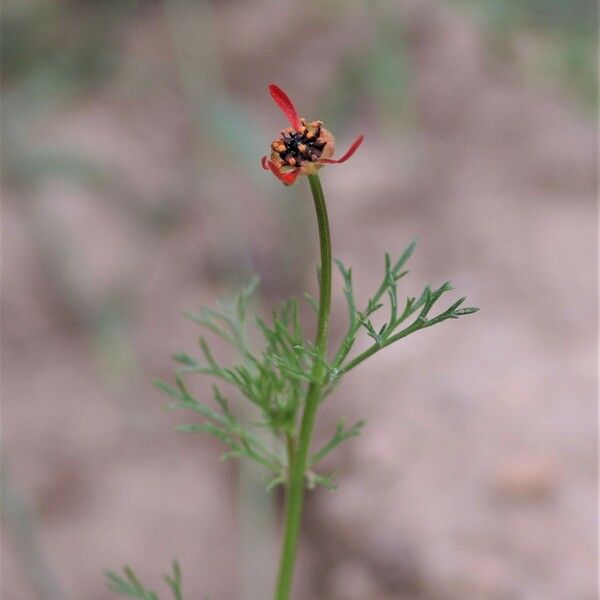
[{"x1": 2, "y1": 2, "x2": 597, "y2": 599}]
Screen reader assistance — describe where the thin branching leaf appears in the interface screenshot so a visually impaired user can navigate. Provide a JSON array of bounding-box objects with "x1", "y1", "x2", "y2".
[
  {"x1": 311, "y1": 419, "x2": 366, "y2": 465},
  {"x1": 303, "y1": 292, "x2": 319, "y2": 313}
]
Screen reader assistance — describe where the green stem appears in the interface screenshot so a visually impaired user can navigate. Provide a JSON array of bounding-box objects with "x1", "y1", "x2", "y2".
[{"x1": 274, "y1": 173, "x2": 332, "y2": 600}]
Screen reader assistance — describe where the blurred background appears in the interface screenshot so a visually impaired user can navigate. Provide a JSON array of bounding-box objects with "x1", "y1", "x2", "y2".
[{"x1": 1, "y1": 0, "x2": 597, "y2": 599}]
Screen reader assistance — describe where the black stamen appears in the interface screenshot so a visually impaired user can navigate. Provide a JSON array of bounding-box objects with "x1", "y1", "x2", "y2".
[{"x1": 277, "y1": 127, "x2": 325, "y2": 164}]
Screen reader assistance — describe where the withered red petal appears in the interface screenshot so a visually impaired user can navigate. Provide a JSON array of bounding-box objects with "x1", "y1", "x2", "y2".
[
  {"x1": 268, "y1": 84, "x2": 302, "y2": 131},
  {"x1": 265, "y1": 159, "x2": 300, "y2": 186},
  {"x1": 281, "y1": 170, "x2": 299, "y2": 186},
  {"x1": 261, "y1": 156, "x2": 270, "y2": 170},
  {"x1": 319, "y1": 135, "x2": 364, "y2": 164}
]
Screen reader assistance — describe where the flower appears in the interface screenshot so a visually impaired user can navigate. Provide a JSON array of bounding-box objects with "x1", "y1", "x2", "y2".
[{"x1": 261, "y1": 84, "x2": 364, "y2": 186}]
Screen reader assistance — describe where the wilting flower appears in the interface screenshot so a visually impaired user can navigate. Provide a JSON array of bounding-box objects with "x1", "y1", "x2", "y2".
[{"x1": 262, "y1": 84, "x2": 364, "y2": 186}]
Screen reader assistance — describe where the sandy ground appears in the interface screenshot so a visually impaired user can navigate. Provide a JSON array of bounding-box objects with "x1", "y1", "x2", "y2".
[{"x1": 2, "y1": 2, "x2": 597, "y2": 599}]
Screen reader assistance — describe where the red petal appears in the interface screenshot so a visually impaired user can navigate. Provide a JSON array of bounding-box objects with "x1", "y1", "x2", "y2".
[
  {"x1": 261, "y1": 156, "x2": 270, "y2": 170},
  {"x1": 319, "y1": 135, "x2": 364, "y2": 164},
  {"x1": 269, "y1": 84, "x2": 302, "y2": 131},
  {"x1": 265, "y1": 159, "x2": 300, "y2": 186}
]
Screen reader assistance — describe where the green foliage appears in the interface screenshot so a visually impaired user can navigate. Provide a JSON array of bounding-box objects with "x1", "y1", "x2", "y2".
[
  {"x1": 176, "y1": 277, "x2": 313, "y2": 436},
  {"x1": 329, "y1": 241, "x2": 477, "y2": 382},
  {"x1": 155, "y1": 241, "x2": 477, "y2": 480},
  {"x1": 105, "y1": 562, "x2": 183, "y2": 600},
  {"x1": 160, "y1": 377, "x2": 283, "y2": 473},
  {"x1": 310, "y1": 418, "x2": 366, "y2": 467},
  {"x1": 108, "y1": 241, "x2": 477, "y2": 599}
]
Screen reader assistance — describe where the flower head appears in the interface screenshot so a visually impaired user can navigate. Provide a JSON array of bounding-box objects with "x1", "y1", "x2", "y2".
[{"x1": 262, "y1": 84, "x2": 364, "y2": 186}]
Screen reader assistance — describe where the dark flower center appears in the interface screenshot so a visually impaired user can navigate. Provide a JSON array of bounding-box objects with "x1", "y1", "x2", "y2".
[{"x1": 274, "y1": 122, "x2": 327, "y2": 167}]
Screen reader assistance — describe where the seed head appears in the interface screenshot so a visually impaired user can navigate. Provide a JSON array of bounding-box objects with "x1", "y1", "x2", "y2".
[{"x1": 261, "y1": 84, "x2": 364, "y2": 186}]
